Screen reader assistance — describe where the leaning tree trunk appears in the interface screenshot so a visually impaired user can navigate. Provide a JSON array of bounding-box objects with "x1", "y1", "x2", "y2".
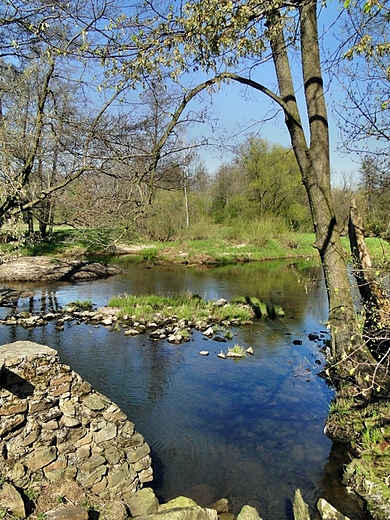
[
  {"x1": 268, "y1": 2, "x2": 381, "y2": 393},
  {"x1": 349, "y1": 198, "x2": 389, "y2": 314},
  {"x1": 268, "y1": 1, "x2": 357, "y2": 361},
  {"x1": 349, "y1": 199, "x2": 390, "y2": 388}
]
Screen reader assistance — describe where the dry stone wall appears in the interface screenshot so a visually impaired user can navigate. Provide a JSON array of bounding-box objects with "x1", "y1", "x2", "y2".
[{"x1": 0, "y1": 341, "x2": 152, "y2": 500}]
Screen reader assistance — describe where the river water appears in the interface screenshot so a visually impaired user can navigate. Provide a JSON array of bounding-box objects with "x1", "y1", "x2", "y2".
[{"x1": 0, "y1": 258, "x2": 369, "y2": 519}]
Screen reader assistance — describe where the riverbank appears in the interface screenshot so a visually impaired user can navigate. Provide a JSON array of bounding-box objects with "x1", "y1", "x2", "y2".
[
  {"x1": 1, "y1": 230, "x2": 390, "y2": 518},
  {"x1": 3, "y1": 228, "x2": 390, "y2": 267}
]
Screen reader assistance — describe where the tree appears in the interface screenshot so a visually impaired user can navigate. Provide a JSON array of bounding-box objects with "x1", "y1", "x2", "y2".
[
  {"x1": 334, "y1": 1, "x2": 390, "y2": 158},
  {"x1": 359, "y1": 155, "x2": 390, "y2": 235},
  {"x1": 108, "y1": 0, "x2": 362, "y2": 363},
  {"x1": 235, "y1": 136, "x2": 311, "y2": 229}
]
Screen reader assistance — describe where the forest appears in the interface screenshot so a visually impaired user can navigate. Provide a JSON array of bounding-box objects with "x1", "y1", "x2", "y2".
[
  {"x1": 2, "y1": 0, "x2": 390, "y2": 376},
  {"x1": 2, "y1": 0, "x2": 390, "y2": 516}
]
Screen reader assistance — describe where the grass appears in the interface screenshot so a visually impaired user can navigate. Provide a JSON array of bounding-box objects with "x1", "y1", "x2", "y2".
[
  {"x1": 66, "y1": 299, "x2": 93, "y2": 310},
  {"x1": 108, "y1": 292, "x2": 255, "y2": 324}
]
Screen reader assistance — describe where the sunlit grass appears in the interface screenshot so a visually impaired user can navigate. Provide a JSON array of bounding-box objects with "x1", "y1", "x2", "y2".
[{"x1": 108, "y1": 292, "x2": 254, "y2": 323}]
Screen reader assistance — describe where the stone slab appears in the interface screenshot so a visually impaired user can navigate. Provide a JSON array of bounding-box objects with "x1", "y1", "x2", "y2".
[{"x1": 0, "y1": 341, "x2": 57, "y2": 367}]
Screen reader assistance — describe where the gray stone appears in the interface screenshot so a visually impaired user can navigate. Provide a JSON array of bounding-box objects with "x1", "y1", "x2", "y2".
[
  {"x1": 237, "y1": 505, "x2": 263, "y2": 520},
  {"x1": 77, "y1": 465, "x2": 107, "y2": 488},
  {"x1": 293, "y1": 489, "x2": 310, "y2": 520},
  {"x1": 0, "y1": 341, "x2": 57, "y2": 366},
  {"x1": 26, "y1": 446, "x2": 57, "y2": 470},
  {"x1": 104, "y1": 445, "x2": 122, "y2": 465},
  {"x1": 159, "y1": 496, "x2": 198, "y2": 510},
  {"x1": 126, "y1": 442, "x2": 151, "y2": 463},
  {"x1": 100, "y1": 499, "x2": 128, "y2": 520},
  {"x1": 83, "y1": 394, "x2": 106, "y2": 411},
  {"x1": 0, "y1": 342, "x2": 153, "y2": 504},
  {"x1": 208, "y1": 498, "x2": 229, "y2": 514},
  {"x1": 0, "y1": 482, "x2": 26, "y2": 519},
  {"x1": 137, "y1": 506, "x2": 218, "y2": 519},
  {"x1": 93, "y1": 422, "x2": 117, "y2": 444},
  {"x1": 127, "y1": 487, "x2": 159, "y2": 516},
  {"x1": 60, "y1": 416, "x2": 81, "y2": 428},
  {"x1": 80, "y1": 454, "x2": 106, "y2": 471},
  {"x1": 0, "y1": 414, "x2": 26, "y2": 436},
  {"x1": 45, "y1": 505, "x2": 89, "y2": 520}
]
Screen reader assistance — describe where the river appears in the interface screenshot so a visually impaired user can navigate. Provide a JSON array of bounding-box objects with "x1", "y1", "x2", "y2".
[{"x1": 0, "y1": 257, "x2": 369, "y2": 519}]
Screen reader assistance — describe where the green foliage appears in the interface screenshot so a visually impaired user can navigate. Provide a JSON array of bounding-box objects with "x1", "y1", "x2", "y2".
[
  {"x1": 15, "y1": 227, "x2": 120, "y2": 257},
  {"x1": 328, "y1": 398, "x2": 353, "y2": 417},
  {"x1": 209, "y1": 137, "x2": 312, "y2": 232},
  {"x1": 142, "y1": 248, "x2": 159, "y2": 262},
  {"x1": 362, "y1": 427, "x2": 384, "y2": 452}
]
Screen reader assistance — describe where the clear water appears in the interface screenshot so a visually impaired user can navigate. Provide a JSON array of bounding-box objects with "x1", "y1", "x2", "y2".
[{"x1": 0, "y1": 258, "x2": 369, "y2": 519}]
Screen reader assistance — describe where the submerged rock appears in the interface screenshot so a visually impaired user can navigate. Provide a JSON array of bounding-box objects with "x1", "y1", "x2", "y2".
[
  {"x1": 237, "y1": 505, "x2": 263, "y2": 520},
  {"x1": 317, "y1": 498, "x2": 351, "y2": 520}
]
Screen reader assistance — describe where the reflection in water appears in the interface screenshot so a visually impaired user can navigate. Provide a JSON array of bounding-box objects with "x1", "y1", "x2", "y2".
[{"x1": 0, "y1": 259, "x2": 369, "y2": 519}]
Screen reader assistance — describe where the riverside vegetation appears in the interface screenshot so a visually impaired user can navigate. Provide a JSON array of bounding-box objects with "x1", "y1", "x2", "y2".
[{"x1": 1, "y1": 227, "x2": 390, "y2": 518}]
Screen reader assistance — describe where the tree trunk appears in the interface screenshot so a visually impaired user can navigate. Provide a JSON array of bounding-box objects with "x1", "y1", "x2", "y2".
[
  {"x1": 268, "y1": 0, "x2": 357, "y2": 359},
  {"x1": 348, "y1": 198, "x2": 387, "y2": 309}
]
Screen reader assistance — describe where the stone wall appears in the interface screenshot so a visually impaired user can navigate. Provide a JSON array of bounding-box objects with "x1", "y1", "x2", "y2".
[{"x1": 0, "y1": 341, "x2": 152, "y2": 500}]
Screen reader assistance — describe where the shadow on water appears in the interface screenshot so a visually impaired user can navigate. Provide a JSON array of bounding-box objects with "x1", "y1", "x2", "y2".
[{"x1": 0, "y1": 258, "x2": 371, "y2": 519}]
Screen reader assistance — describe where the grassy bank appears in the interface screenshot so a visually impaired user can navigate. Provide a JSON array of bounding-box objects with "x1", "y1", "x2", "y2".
[{"x1": 4, "y1": 226, "x2": 390, "y2": 266}]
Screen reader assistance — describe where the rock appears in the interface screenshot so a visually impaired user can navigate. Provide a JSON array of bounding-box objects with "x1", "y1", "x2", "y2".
[
  {"x1": 293, "y1": 339, "x2": 303, "y2": 345},
  {"x1": 245, "y1": 347, "x2": 254, "y2": 355},
  {"x1": 159, "y1": 496, "x2": 198, "y2": 510},
  {"x1": 0, "y1": 482, "x2": 26, "y2": 519},
  {"x1": 0, "y1": 341, "x2": 152, "y2": 502},
  {"x1": 237, "y1": 504, "x2": 263, "y2": 520},
  {"x1": 44, "y1": 505, "x2": 89, "y2": 520},
  {"x1": 219, "y1": 514, "x2": 235, "y2": 520},
  {"x1": 226, "y1": 351, "x2": 243, "y2": 358},
  {"x1": 199, "y1": 351, "x2": 209, "y2": 356},
  {"x1": 0, "y1": 257, "x2": 122, "y2": 282},
  {"x1": 213, "y1": 298, "x2": 228, "y2": 307},
  {"x1": 136, "y1": 505, "x2": 218, "y2": 519},
  {"x1": 126, "y1": 488, "x2": 159, "y2": 516},
  {"x1": 308, "y1": 332, "x2": 320, "y2": 341},
  {"x1": 317, "y1": 498, "x2": 351, "y2": 520},
  {"x1": 208, "y1": 497, "x2": 229, "y2": 513},
  {"x1": 168, "y1": 333, "x2": 183, "y2": 343},
  {"x1": 100, "y1": 499, "x2": 129, "y2": 520},
  {"x1": 293, "y1": 489, "x2": 310, "y2": 520},
  {"x1": 125, "y1": 329, "x2": 140, "y2": 336},
  {"x1": 212, "y1": 336, "x2": 227, "y2": 342},
  {"x1": 217, "y1": 352, "x2": 226, "y2": 359},
  {"x1": 195, "y1": 320, "x2": 209, "y2": 330},
  {"x1": 203, "y1": 327, "x2": 214, "y2": 337}
]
